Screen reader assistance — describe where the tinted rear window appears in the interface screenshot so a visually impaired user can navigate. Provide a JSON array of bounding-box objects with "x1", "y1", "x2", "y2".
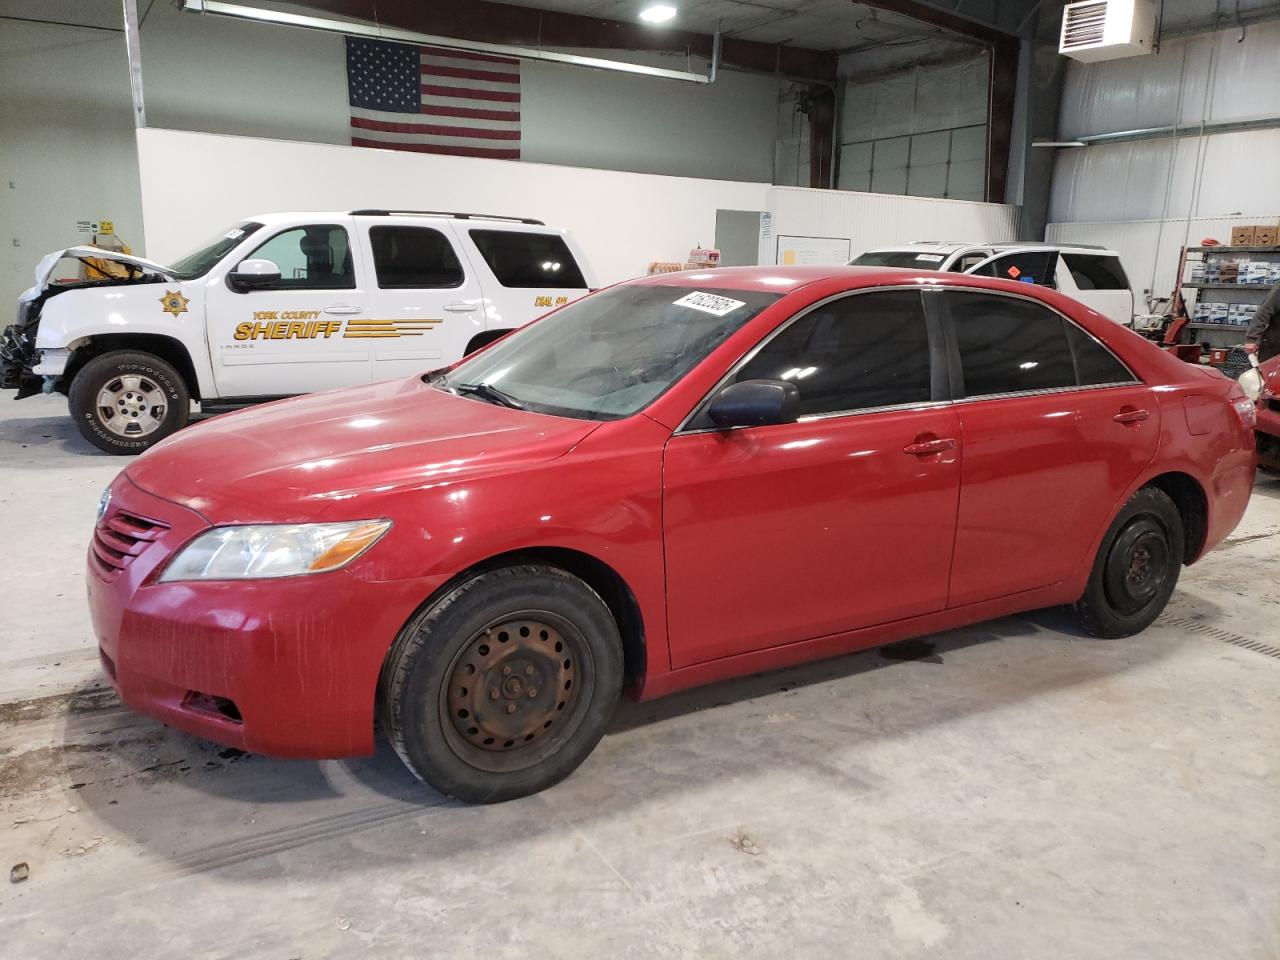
[
  {"x1": 852, "y1": 251, "x2": 949, "y2": 269},
  {"x1": 1062, "y1": 253, "x2": 1129, "y2": 291},
  {"x1": 1066, "y1": 322, "x2": 1135, "y2": 385},
  {"x1": 469, "y1": 229, "x2": 587, "y2": 288}
]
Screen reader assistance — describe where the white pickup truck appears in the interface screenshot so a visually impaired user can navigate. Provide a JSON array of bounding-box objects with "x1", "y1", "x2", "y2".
[{"x1": 1, "y1": 210, "x2": 594, "y2": 453}]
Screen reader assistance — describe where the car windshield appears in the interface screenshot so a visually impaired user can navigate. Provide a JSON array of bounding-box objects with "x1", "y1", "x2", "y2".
[
  {"x1": 437, "y1": 284, "x2": 783, "y2": 420},
  {"x1": 852, "y1": 251, "x2": 949, "y2": 269},
  {"x1": 168, "y1": 222, "x2": 263, "y2": 280}
]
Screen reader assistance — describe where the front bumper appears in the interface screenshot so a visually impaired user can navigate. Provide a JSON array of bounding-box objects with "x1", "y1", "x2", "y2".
[{"x1": 88, "y1": 475, "x2": 434, "y2": 758}]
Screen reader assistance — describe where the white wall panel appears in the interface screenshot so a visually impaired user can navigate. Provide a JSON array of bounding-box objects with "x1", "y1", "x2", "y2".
[
  {"x1": 137, "y1": 129, "x2": 1021, "y2": 287},
  {"x1": 1047, "y1": 214, "x2": 1280, "y2": 306},
  {"x1": 137, "y1": 129, "x2": 771, "y2": 287},
  {"x1": 768, "y1": 186, "x2": 1020, "y2": 260}
]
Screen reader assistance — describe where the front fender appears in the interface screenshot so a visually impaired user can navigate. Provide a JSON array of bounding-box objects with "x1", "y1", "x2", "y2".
[{"x1": 34, "y1": 284, "x2": 216, "y2": 397}]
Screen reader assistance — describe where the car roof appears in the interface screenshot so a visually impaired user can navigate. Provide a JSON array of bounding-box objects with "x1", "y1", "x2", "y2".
[{"x1": 631, "y1": 264, "x2": 997, "y2": 293}]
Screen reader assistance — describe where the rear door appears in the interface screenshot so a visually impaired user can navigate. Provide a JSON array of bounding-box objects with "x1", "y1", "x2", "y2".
[
  {"x1": 1058, "y1": 252, "x2": 1134, "y2": 324},
  {"x1": 205, "y1": 219, "x2": 372, "y2": 397},
  {"x1": 359, "y1": 220, "x2": 486, "y2": 381},
  {"x1": 458, "y1": 227, "x2": 590, "y2": 333},
  {"x1": 939, "y1": 289, "x2": 1159, "y2": 606},
  {"x1": 662, "y1": 288, "x2": 961, "y2": 668}
]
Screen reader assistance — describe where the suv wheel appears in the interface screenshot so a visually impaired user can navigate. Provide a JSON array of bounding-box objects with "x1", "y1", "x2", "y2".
[
  {"x1": 381, "y1": 564, "x2": 624, "y2": 803},
  {"x1": 68, "y1": 350, "x2": 190, "y2": 455}
]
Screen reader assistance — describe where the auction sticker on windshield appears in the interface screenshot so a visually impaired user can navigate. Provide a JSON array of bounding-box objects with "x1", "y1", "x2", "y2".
[{"x1": 673, "y1": 291, "x2": 746, "y2": 317}]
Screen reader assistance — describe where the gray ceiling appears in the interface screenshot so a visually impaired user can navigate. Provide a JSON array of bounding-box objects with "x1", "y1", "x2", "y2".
[{"x1": 5, "y1": 0, "x2": 1279, "y2": 49}]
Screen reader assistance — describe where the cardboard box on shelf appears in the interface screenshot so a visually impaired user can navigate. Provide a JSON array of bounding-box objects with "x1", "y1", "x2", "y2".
[
  {"x1": 1243, "y1": 262, "x2": 1272, "y2": 285},
  {"x1": 1255, "y1": 225, "x2": 1278, "y2": 247},
  {"x1": 1232, "y1": 225, "x2": 1258, "y2": 246}
]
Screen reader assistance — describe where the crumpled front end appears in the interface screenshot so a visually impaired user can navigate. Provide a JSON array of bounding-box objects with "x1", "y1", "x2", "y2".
[{"x1": 1, "y1": 298, "x2": 42, "y2": 397}]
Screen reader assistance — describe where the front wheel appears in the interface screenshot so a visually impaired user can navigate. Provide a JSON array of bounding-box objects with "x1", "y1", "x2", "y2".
[
  {"x1": 67, "y1": 350, "x2": 190, "y2": 455},
  {"x1": 1071, "y1": 487, "x2": 1184, "y2": 638},
  {"x1": 380, "y1": 565, "x2": 623, "y2": 803}
]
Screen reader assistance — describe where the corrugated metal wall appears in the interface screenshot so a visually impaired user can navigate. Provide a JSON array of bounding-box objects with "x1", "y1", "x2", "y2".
[{"x1": 1049, "y1": 20, "x2": 1280, "y2": 223}]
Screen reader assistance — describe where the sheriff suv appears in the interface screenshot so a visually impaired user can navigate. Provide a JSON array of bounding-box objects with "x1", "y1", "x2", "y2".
[
  {"x1": 852, "y1": 241, "x2": 1134, "y2": 326},
  {"x1": 1, "y1": 210, "x2": 594, "y2": 454}
]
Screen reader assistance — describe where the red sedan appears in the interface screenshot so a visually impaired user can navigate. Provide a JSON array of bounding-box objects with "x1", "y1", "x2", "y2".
[{"x1": 88, "y1": 267, "x2": 1257, "y2": 802}]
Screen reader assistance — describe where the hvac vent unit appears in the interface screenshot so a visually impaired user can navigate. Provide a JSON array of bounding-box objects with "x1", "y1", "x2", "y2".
[{"x1": 1059, "y1": 0, "x2": 1156, "y2": 62}]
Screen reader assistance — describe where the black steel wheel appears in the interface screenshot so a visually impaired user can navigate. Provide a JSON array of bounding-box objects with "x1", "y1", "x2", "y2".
[
  {"x1": 1072, "y1": 487, "x2": 1184, "y2": 638},
  {"x1": 381, "y1": 564, "x2": 623, "y2": 803}
]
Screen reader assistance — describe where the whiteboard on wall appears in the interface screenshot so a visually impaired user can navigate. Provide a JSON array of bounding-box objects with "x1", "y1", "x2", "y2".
[{"x1": 775, "y1": 234, "x2": 851, "y2": 266}]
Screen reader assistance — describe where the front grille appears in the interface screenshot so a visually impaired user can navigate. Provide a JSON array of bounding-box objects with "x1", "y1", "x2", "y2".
[{"x1": 90, "y1": 511, "x2": 170, "y2": 579}]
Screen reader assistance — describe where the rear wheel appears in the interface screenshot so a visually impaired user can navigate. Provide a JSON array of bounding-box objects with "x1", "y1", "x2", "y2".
[
  {"x1": 381, "y1": 564, "x2": 623, "y2": 803},
  {"x1": 68, "y1": 350, "x2": 190, "y2": 454},
  {"x1": 1071, "y1": 487, "x2": 1184, "y2": 638}
]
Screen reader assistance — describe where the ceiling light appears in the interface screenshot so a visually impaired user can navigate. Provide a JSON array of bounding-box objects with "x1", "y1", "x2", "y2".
[{"x1": 639, "y1": 4, "x2": 678, "y2": 24}]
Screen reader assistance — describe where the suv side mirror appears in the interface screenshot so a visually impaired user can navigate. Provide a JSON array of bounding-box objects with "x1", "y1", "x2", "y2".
[
  {"x1": 707, "y1": 379, "x2": 800, "y2": 429},
  {"x1": 228, "y1": 258, "x2": 282, "y2": 292}
]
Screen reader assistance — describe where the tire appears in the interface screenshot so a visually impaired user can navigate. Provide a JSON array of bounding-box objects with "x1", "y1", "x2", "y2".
[
  {"x1": 381, "y1": 564, "x2": 623, "y2": 803},
  {"x1": 1071, "y1": 487, "x2": 1185, "y2": 638},
  {"x1": 68, "y1": 350, "x2": 190, "y2": 455}
]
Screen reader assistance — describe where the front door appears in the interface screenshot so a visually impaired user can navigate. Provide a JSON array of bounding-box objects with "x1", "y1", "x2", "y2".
[
  {"x1": 662, "y1": 289, "x2": 961, "y2": 668},
  {"x1": 938, "y1": 289, "x2": 1159, "y2": 606},
  {"x1": 206, "y1": 220, "x2": 372, "y2": 397},
  {"x1": 359, "y1": 221, "x2": 487, "y2": 381}
]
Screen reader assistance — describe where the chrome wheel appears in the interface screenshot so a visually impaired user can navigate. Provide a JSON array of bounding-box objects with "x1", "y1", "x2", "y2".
[
  {"x1": 439, "y1": 613, "x2": 586, "y2": 774},
  {"x1": 95, "y1": 374, "x2": 168, "y2": 438}
]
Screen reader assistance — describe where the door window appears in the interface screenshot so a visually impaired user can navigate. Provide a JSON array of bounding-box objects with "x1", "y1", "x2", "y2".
[
  {"x1": 952, "y1": 251, "x2": 992, "y2": 272},
  {"x1": 1061, "y1": 253, "x2": 1129, "y2": 291},
  {"x1": 971, "y1": 250, "x2": 1059, "y2": 288},
  {"x1": 947, "y1": 292, "x2": 1076, "y2": 396},
  {"x1": 245, "y1": 225, "x2": 354, "y2": 290},
  {"x1": 730, "y1": 290, "x2": 933, "y2": 417},
  {"x1": 369, "y1": 226, "x2": 464, "y2": 289},
  {"x1": 468, "y1": 229, "x2": 587, "y2": 288}
]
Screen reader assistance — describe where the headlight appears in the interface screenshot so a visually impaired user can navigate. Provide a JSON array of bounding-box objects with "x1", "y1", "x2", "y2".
[
  {"x1": 159, "y1": 520, "x2": 391, "y2": 582},
  {"x1": 1238, "y1": 367, "x2": 1263, "y2": 402}
]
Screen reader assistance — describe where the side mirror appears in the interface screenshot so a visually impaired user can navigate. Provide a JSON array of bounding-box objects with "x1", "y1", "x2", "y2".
[
  {"x1": 707, "y1": 379, "x2": 800, "y2": 429},
  {"x1": 228, "y1": 258, "x2": 282, "y2": 292}
]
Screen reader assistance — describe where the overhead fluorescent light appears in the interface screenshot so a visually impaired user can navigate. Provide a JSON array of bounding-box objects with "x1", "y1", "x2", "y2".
[
  {"x1": 639, "y1": 4, "x2": 678, "y2": 24},
  {"x1": 1031, "y1": 140, "x2": 1087, "y2": 148}
]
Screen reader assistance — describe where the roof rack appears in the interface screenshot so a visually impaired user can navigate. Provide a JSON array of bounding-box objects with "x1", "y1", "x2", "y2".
[
  {"x1": 350, "y1": 209, "x2": 545, "y2": 225},
  {"x1": 985, "y1": 240, "x2": 1110, "y2": 250}
]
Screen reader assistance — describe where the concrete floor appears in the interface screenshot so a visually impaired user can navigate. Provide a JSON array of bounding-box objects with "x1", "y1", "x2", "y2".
[{"x1": 1, "y1": 393, "x2": 1278, "y2": 959}]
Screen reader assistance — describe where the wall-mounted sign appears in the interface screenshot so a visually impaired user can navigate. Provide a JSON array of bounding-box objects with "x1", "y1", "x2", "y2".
[{"x1": 775, "y1": 234, "x2": 851, "y2": 266}]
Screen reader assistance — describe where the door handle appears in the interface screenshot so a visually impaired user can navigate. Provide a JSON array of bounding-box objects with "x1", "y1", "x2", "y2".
[
  {"x1": 1113, "y1": 408, "x2": 1150, "y2": 424},
  {"x1": 903, "y1": 437, "x2": 957, "y2": 456},
  {"x1": 323, "y1": 305, "x2": 362, "y2": 315},
  {"x1": 444, "y1": 301, "x2": 478, "y2": 313}
]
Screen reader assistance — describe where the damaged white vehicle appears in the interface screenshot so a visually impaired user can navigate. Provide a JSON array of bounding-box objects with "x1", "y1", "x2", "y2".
[{"x1": 1, "y1": 211, "x2": 594, "y2": 453}]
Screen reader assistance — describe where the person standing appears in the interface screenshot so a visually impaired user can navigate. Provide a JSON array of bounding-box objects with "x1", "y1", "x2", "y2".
[{"x1": 1244, "y1": 281, "x2": 1280, "y2": 361}]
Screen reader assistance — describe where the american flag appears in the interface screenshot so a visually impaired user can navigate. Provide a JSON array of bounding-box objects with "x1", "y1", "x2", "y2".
[{"x1": 345, "y1": 36, "x2": 521, "y2": 160}]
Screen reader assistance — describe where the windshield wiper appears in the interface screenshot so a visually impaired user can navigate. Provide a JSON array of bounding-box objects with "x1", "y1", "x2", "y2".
[{"x1": 453, "y1": 382, "x2": 526, "y2": 410}]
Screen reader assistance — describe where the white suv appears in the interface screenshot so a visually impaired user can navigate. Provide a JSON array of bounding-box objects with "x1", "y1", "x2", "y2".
[
  {"x1": 2, "y1": 210, "x2": 594, "y2": 453},
  {"x1": 852, "y1": 242, "x2": 1134, "y2": 326}
]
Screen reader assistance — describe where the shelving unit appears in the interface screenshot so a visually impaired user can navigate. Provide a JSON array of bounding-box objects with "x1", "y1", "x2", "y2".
[{"x1": 1168, "y1": 243, "x2": 1279, "y2": 359}]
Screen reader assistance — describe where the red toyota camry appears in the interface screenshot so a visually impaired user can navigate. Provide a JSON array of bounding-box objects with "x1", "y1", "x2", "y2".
[{"x1": 88, "y1": 266, "x2": 1257, "y2": 802}]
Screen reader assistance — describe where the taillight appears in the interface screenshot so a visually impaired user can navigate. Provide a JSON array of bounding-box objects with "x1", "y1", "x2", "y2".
[{"x1": 1231, "y1": 396, "x2": 1257, "y2": 429}]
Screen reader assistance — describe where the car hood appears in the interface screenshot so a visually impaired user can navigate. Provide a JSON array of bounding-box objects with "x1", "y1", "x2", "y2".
[
  {"x1": 20, "y1": 246, "x2": 174, "y2": 302},
  {"x1": 125, "y1": 377, "x2": 600, "y2": 524}
]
